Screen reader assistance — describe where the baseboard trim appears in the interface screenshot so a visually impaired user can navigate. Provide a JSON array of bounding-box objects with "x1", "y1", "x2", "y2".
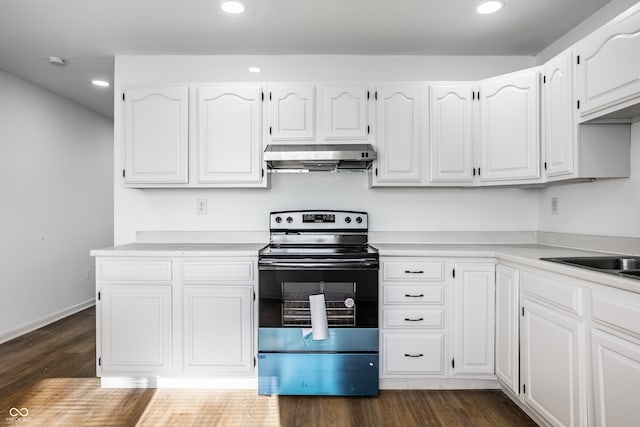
[
  {"x1": 0, "y1": 298, "x2": 96, "y2": 344},
  {"x1": 101, "y1": 376, "x2": 258, "y2": 389},
  {"x1": 380, "y1": 378, "x2": 500, "y2": 390}
]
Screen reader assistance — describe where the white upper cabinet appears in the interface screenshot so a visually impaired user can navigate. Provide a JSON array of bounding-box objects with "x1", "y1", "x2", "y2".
[
  {"x1": 429, "y1": 85, "x2": 474, "y2": 183},
  {"x1": 372, "y1": 83, "x2": 426, "y2": 185},
  {"x1": 323, "y1": 84, "x2": 370, "y2": 140},
  {"x1": 576, "y1": 4, "x2": 640, "y2": 120},
  {"x1": 123, "y1": 86, "x2": 189, "y2": 184},
  {"x1": 196, "y1": 85, "x2": 264, "y2": 185},
  {"x1": 268, "y1": 84, "x2": 315, "y2": 141},
  {"x1": 479, "y1": 69, "x2": 540, "y2": 182},
  {"x1": 451, "y1": 262, "x2": 495, "y2": 377},
  {"x1": 543, "y1": 50, "x2": 576, "y2": 178}
]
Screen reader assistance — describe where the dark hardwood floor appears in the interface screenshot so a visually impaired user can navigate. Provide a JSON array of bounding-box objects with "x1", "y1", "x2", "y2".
[{"x1": 0, "y1": 307, "x2": 536, "y2": 426}]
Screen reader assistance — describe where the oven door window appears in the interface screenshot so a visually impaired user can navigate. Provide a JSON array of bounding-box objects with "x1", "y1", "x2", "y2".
[
  {"x1": 281, "y1": 281, "x2": 355, "y2": 327},
  {"x1": 259, "y1": 269, "x2": 378, "y2": 328}
]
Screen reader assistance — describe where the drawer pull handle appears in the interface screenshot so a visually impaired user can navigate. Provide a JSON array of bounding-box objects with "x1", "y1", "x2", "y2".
[
  {"x1": 405, "y1": 294, "x2": 424, "y2": 298},
  {"x1": 404, "y1": 353, "x2": 424, "y2": 358},
  {"x1": 404, "y1": 270, "x2": 424, "y2": 274},
  {"x1": 404, "y1": 317, "x2": 424, "y2": 322}
]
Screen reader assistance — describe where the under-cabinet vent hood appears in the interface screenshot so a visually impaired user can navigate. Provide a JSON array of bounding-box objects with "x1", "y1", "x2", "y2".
[{"x1": 264, "y1": 144, "x2": 376, "y2": 172}]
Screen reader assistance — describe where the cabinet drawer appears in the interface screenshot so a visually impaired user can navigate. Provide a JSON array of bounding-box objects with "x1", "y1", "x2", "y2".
[
  {"x1": 382, "y1": 332, "x2": 445, "y2": 375},
  {"x1": 383, "y1": 259, "x2": 446, "y2": 281},
  {"x1": 384, "y1": 285, "x2": 444, "y2": 305},
  {"x1": 98, "y1": 259, "x2": 172, "y2": 281},
  {"x1": 383, "y1": 309, "x2": 444, "y2": 328},
  {"x1": 592, "y1": 287, "x2": 640, "y2": 338},
  {"x1": 521, "y1": 270, "x2": 583, "y2": 316},
  {"x1": 181, "y1": 260, "x2": 254, "y2": 282}
]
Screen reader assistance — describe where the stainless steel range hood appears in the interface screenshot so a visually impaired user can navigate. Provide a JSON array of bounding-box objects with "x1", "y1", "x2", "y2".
[{"x1": 264, "y1": 144, "x2": 376, "y2": 172}]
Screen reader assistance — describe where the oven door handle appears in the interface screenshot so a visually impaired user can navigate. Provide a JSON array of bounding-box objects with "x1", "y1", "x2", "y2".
[{"x1": 259, "y1": 260, "x2": 379, "y2": 270}]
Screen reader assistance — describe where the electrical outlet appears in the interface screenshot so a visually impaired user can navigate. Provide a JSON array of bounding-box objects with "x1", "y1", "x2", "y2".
[
  {"x1": 197, "y1": 199, "x2": 208, "y2": 215},
  {"x1": 85, "y1": 267, "x2": 92, "y2": 280},
  {"x1": 551, "y1": 197, "x2": 559, "y2": 215}
]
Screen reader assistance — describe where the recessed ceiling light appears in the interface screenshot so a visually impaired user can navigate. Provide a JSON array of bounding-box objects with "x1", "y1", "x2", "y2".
[
  {"x1": 477, "y1": 1, "x2": 504, "y2": 14},
  {"x1": 248, "y1": 67, "x2": 261, "y2": 73},
  {"x1": 91, "y1": 80, "x2": 110, "y2": 88},
  {"x1": 48, "y1": 56, "x2": 66, "y2": 66},
  {"x1": 221, "y1": 1, "x2": 245, "y2": 14}
]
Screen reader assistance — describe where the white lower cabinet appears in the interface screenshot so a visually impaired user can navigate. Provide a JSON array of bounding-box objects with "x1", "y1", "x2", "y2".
[
  {"x1": 99, "y1": 285, "x2": 173, "y2": 375},
  {"x1": 494, "y1": 263, "x2": 520, "y2": 394},
  {"x1": 451, "y1": 261, "x2": 495, "y2": 377},
  {"x1": 182, "y1": 286, "x2": 253, "y2": 375},
  {"x1": 380, "y1": 257, "x2": 496, "y2": 385},
  {"x1": 96, "y1": 256, "x2": 257, "y2": 382},
  {"x1": 590, "y1": 286, "x2": 640, "y2": 426},
  {"x1": 521, "y1": 298, "x2": 587, "y2": 427}
]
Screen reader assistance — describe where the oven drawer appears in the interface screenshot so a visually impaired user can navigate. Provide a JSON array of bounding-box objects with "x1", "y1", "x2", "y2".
[
  {"x1": 383, "y1": 285, "x2": 444, "y2": 305},
  {"x1": 383, "y1": 259, "x2": 446, "y2": 282},
  {"x1": 383, "y1": 309, "x2": 444, "y2": 328},
  {"x1": 382, "y1": 332, "x2": 445, "y2": 375}
]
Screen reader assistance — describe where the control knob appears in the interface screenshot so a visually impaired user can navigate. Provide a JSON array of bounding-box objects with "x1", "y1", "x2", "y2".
[
  {"x1": 356, "y1": 216, "x2": 363, "y2": 224},
  {"x1": 345, "y1": 216, "x2": 352, "y2": 224},
  {"x1": 286, "y1": 216, "x2": 293, "y2": 223},
  {"x1": 275, "y1": 216, "x2": 282, "y2": 224}
]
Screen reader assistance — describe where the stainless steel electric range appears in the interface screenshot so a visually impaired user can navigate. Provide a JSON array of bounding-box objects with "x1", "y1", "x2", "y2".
[{"x1": 257, "y1": 210, "x2": 379, "y2": 396}]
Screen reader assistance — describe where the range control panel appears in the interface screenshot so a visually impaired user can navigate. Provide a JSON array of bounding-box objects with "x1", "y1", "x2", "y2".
[{"x1": 270, "y1": 210, "x2": 368, "y2": 230}]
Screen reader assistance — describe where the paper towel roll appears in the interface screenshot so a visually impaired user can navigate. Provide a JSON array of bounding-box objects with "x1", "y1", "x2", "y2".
[{"x1": 309, "y1": 293, "x2": 329, "y2": 340}]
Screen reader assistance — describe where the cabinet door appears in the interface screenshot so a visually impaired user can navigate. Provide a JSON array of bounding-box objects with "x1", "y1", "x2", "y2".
[
  {"x1": 451, "y1": 262, "x2": 495, "y2": 377},
  {"x1": 479, "y1": 70, "x2": 540, "y2": 182},
  {"x1": 495, "y1": 264, "x2": 519, "y2": 394},
  {"x1": 323, "y1": 85, "x2": 369, "y2": 140},
  {"x1": 182, "y1": 286, "x2": 253, "y2": 374},
  {"x1": 521, "y1": 299, "x2": 587, "y2": 427},
  {"x1": 543, "y1": 51, "x2": 576, "y2": 178},
  {"x1": 268, "y1": 84, "x2": 315, "y2": 141},
  {"x1": 429, "y1": 85, "x2": 474, "y2": 183},
  {"x1": 123, "y1": 86, "x2": 188, "y2": 184},
  {"x1": 373, "y1": 83, "x2": 425, "y2": 184},
  {"x1": 196, "y1": 86, "x2": 263, "y2": 184},
  {"x1": 591, "y1": 329, "x2": 640, "y2": 427},
  {"x1": 576, "y1": 5, "x2": 640, "y2": 118},
  {"x1": 100, "y1": 285, "x2": 172, "y2": 374}
]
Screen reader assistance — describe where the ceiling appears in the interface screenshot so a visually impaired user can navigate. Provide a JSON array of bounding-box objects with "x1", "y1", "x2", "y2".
[{"x1": 0, "y1": 0, "x2": 612, "y2": 119}]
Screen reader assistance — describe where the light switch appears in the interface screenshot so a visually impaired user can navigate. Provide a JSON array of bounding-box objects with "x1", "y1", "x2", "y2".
[
  {"x1": 551, "y1": 197, "x2": 559, "y2": 215},
  {"x1": 197, "y1": 199, "x2": 208, "y2": 215}
]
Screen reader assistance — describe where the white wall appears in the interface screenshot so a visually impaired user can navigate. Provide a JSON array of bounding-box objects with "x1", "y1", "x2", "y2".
[
  {"x1": 114, "y1": 55, "x2": 539, "y2": 244},
  {"x1": 538, "y1": 121, "x2": 640, "y2": 237},
  {"x1": 536, "y1": 0, "x2": 639, "y2": 63},
  {"x1": 0, "y1": 70, "x2": 113, "y2": 342}
]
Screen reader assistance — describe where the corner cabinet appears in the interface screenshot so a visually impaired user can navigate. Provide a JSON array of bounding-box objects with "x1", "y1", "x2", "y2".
[
  {"x1": 195, "y1": 85, "x2": 265, "y2": 185},
  {"x1": 451, "y1": 261, "x2": 495, "y2": 377},
  {"x1": 542, "y1": 49, "x2": 576, "y2": 178},
  {"x1": 371, "y1": 83, "x2": 426, "y2": 186},
  {"x1": 478, "y1": 69, "x2": 540, "y2": 183},
  {"x1": 429, "y1": 84, "x2": 475, "y2": 183},
  {"x1": 494, "y1": 263, "x2": 520, "y2": 394},
  {"x1": 123, "y1": 86, "x2": 189, "y2": 184},
  {"x1": 576, "y1": 3, "x2": 640, "y2": 120}
]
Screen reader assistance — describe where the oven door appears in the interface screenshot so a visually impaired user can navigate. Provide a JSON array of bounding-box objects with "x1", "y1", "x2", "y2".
[{"x1": 258, "y1": 266, "x2": 378, "y2": 328}]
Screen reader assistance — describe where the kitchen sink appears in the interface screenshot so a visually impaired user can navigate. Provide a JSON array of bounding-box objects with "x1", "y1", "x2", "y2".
[{"x1": 540, "y1": 256, "x2": 640, "y2": 281}]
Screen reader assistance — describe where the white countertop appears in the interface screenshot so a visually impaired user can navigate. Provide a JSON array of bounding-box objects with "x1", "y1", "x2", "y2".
[
  {"x1": 90, "y1": 241, "x2": 640, "y2": 294},
  {"x1": 90, "y1": 242, "x2": 266, "y2": 257},
  {"x1": 372, "y1": 243, "x2": 640, "y2": 294}
]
